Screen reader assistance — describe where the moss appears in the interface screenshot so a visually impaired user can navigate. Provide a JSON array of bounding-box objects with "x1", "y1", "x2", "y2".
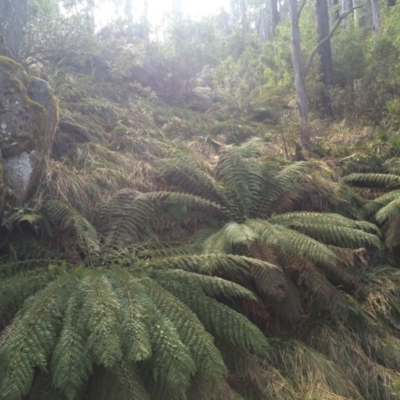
[
  {"x1": 2, "y1": 72, "x2": 24, "y2": 94},
  {"x1": 0, "y1": 56, "x2": 20, "y2": 74}
]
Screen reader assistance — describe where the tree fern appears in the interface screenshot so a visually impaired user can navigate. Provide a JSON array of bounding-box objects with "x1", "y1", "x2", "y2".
[{"x1": 0, "y1": 253, "x2": 269, "y2": 400}]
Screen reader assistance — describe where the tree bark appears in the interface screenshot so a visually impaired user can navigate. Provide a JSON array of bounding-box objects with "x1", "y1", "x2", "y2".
[
  {"x1": 288, "y1": 0, "x2": 310, "y2": 148},
  {"x1": 271, "y1": 0, "x2": 281, "y2": 36},
  {"x1": 370, "y1": 0, "x2": 379, "y2": 33},
  {"x1": 316, "y1": 0, "x2": 333, "y2": 115}
]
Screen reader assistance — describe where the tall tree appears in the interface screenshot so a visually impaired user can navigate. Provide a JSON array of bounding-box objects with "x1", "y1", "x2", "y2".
[
  {"x1": 288, "y1": 0, "x2": 310, "y2": 147},
  {"x1": 0, "y1": 0, "x2": 28, "y2": 60},
  {"x1": 316, "y1": 0, "x2": 333, "y2": 115},
  {"x1": 370, "y1": 0, "x2": 379, "y2": 33},
  {"x1": 271, "y1": 0, "x2": 281, "y2": 36}
]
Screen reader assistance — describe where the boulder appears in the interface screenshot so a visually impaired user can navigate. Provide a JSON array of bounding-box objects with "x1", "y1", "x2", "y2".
[{"x1": 0, "y1": 56, "x2": 58, "y2": 211}]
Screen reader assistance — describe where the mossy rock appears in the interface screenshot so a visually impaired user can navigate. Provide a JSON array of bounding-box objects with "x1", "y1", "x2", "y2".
[{"x1": 0, "y1": 56, "x2": 59, "y2": 204}]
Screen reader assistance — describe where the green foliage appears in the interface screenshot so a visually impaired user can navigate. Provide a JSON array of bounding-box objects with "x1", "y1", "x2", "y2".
[{"x1": 0, "y1": 254, "x2": 268, "y2": 399}]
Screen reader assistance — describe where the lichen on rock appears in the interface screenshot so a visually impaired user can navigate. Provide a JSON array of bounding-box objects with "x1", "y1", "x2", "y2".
[{"x1": 0, "y1": 56, "x2": 58, "y2": 210}]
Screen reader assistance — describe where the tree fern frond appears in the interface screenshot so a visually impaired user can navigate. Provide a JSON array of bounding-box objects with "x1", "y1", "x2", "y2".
[
  {"x1": 77, "y1": 273, "x2": 122, "y2": 368},
  {"x1": 93, "y1": 189, "x2": 151, "y2": 249},
  {"x1": 136, "y1": 244, "x2": 199, "y2": 259},
  {"x1": 0, "y1": 275, "x2": 74, "y2": 400},
  {"x1": 216, "y1": 340, "x2": 270, "y2": 399},
  {"x1": 376, "y1": 196, "x2": 400, "y2": 224},
  {"x1": 2, "y1": 239, "x2": 64, "y2": 270},
  {"x1": 108, "y1": 269, "x2": 152, "y2": 363},
  {"x1": 281, "y1": 254, "x2": 347, "y2": 316},
  {"x1": 141, "y1": 191, "x2": 226, "y2": 220},
  {"x1": 168, "y1": 283, "x2": 269, "y2": 355},
  {"x1": 27, "y1": 372, "x2": 67, "y2": 400},
  {"x1": 40, "y1": 200, "x2": 100, "y2": 262},
  {"x1": 50, "y1": 292, "x2": 92, "y2": 399},
  {"x1": 269, "y1": 213, "x2": 381, "y2": 249},
  {"x1": 0, "y1": 270, "x2": 54, "y2": 328},
  {"x1": 343, "y1": 173, "x2": 400, "y2": 189},
  {"x1": 246, "y1": 219, "x2": 338, "y2": 266},
  {"x1": 86, "y1": 363, "x2": 150, "y2": 400},
  {"x1": 216, "y1": 140, "x2": 265, "y2": 217},
  {"x1": 153, "y1": 270, "x2": 258, "y2": 302},
  {"x1": 269, "y1": 212, "x2": 380, "y2": 234},
  {"x1": 142, "y1": 279, "x2": 227, "y2": 385},
  {"x1": 274, "y1": 161, "x2": 311, "y2": 189},
  {"x1": 383, "y1": 215, "x2": 400, "y2": 249},
  {"x1": 155, "y1": 156, "x2": 231, "y2": 209},
  {"x1": 143, "y1": 253, "x2": 253, "y2": 279},
  {"x1": 142, "y1": 306, "x2": 196, "y2": 399},
  {"x1": 362, "y1": 190, "x2": 400, "y2": 218}
]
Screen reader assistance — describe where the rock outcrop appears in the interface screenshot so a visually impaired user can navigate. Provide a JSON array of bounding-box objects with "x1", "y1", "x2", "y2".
[{"x1": 0, "y1": 56, "x2": 59, "y2": 212}]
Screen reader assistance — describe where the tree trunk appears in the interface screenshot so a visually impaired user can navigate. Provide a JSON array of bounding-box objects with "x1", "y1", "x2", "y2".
[
  {"x1": 370, "y1": 0, "x2": 379, "y2": 33},
  {"x1": 271, "y1": 0, "x2": 280, "y2": 36},
  {"x1": 316, "y1": 0, "x2": 333, "y2": 115},
  {"x1": 332, "y1": 0, "x2": 340, "y2": 21},
  {"x1": 288, "y1": 0, "x2": 310, "y2": 148},
  {"x1": 0, "y1": 0, "x2": 28, "y2": 60},
  {"x1": 124, "y1": 0, "x2": 134, "y2": 22},
  {"x1": 240, "y1": 0, "x2": 248, "y2": 33},
  {"x1": 341, "y1": 0, "x2": 348, "y2": 27}
]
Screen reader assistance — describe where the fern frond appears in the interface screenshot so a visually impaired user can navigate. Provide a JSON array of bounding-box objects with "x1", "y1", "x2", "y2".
[
  {"x1": 40, "y1": 200, "x2": 100, "y2": 262},
  {"x1": 383, "y1": 215, "x2": 400, "y2": 248},
  {"x1": 142, "y1": 305, "x2": 196, "y2": 399},
  {"x1": 269, "y1": 212, "x2": 380, "y2": 234},
  {"x1": 362, "y1": 190, "x2": 400, "y2": 218},
  {"x1": 94, "y1": 189, "x2": 153, "y2": 249},
  {"x1": 153, "y1": 270, "x2": 258, "y2": 302},
  {"x1": 376, "y1": 196, "x2": 400, "y2": 224},
  {"x1": 216, "y1": 140, "x2": 265, "y2": 217},
  {"x1": 281, "y1": 254, "x2": 347, "y2": 315},
  {"x1": 343, "y1": 173, "x2": 400, "y2": 189},
  {"x1": 50, "y1": 291, "x2": 92, "y2": 399},
  {"x1": 0, "y1": 270, "x2": 54, "y2": 328},
  {"x1": 108, "y1": 269, "x2": 152, "y2": 363},
  {"x1": 142, "y1": 279, "x2": 227, "y2": 386},
  {"x1": 86, "y1": 363, "x2": 150, "y2": 400},
  {"x1": 203, "y1": 222, "x2": 259, "y2": 253},
  {"x1": 155, "y1": 156, "x2": 230, "y2": 209},
  {"x1": 78, "y1": 273, "x2": 122, "y2": 367},
  {"x1": 246, "y1": 219, "x2": 338, "y2": 266},
  {"x1": 27, "y1": 372, "x2": 67, "y2": 400},
  {"x1": 269, "y1": 212, "x2": 381, "y2": 249},
  {"x1": 0, "y1": 275, "x2": 74, "y2": 400},
  {"x1": 168, "y1": 283, "x2": 269, "y2": 355},
  {"x1": 142, "y1": 253, "x2": 251, "y2": 277}
]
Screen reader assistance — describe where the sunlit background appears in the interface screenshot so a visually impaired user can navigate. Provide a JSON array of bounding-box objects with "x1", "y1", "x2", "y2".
[{"x1": 96, "y1": 0, "x2": 231, "y2": 26}]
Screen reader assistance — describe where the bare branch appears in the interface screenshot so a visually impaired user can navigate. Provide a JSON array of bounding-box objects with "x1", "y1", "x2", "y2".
[{"x1": 304, "y1": 5, "x2": 362, "y2": 77}]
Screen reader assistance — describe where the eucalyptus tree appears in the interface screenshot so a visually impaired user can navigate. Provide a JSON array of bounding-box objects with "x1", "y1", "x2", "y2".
[{"x1": 316, "y1": 0, "x2": 334, "y2": 115}]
